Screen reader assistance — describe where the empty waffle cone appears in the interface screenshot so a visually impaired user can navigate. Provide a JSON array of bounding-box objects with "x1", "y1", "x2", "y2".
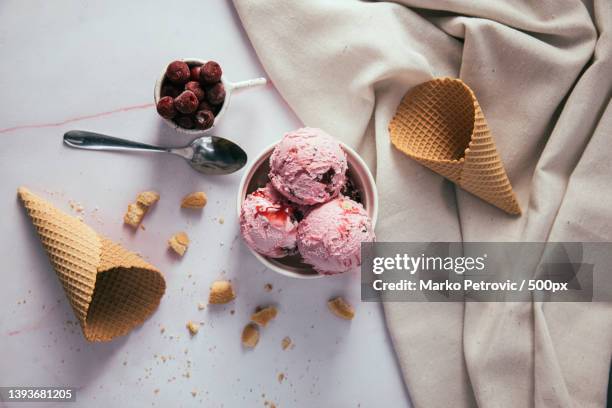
[
  {"x1": 18, "y1": 187, "x2": 166, "y2": 342},
  {"x1": 389, "y1": 77, "x2": 521, "y2": 215}
]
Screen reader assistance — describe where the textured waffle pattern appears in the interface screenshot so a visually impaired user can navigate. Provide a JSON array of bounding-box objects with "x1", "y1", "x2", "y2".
[
  {"x1": 18, "y1": 188, "x2": 166, "y2": 342},
  {"x1": 388, "y1": 78, "x2": 521, "y2": 215},
  {"x1": 84, "y1": 238, "x2": 165, "y2": 342},
  {"x1": 18, "y1": 187, "x2": 99, "y2": 322}
]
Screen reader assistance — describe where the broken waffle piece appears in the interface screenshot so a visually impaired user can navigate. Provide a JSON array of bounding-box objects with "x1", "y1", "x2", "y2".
[
  {"x1": 186, "y1": 321, "x2": 200, "y2": 336},
  {"x1": 124, "y1": 202, "x2": 146, "y2": 227},
  {"x1": 123, "y1": 190, "x2": 159, "y2": 228},
  {"x1": 327, "y1": 297, "x2": 355, "y2": 320},
  {"x1": 168, "y1": 232, "x2": 190, "y2": 256},
  {"x1": 241, "y1": 323, "x2": 259, "y2": 348},
  {"x1": 137, "y1": 191, "x2": 160, "y2": 207},
  {"x1": 181, "y1": 192, "x2": 207, "y2": 209},
  {"x1": 281, "y1": 336, "x2": 292, "y2": 350},
  {"x1": 251, "y1": 306, "x2": 278, "y2": 327},
  {"x1": 208, "y1": 280, "x2": 236, "y2": 304}
]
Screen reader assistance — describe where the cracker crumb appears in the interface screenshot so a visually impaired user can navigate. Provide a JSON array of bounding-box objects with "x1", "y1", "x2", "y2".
[
  {"x1": 241, "y1": 323, "x2": 259, "y2": 348},
  {"x1": 264, "y1": 283, "x2": 273, "y2": 292},
  {"x1": 218, "y1": 217, "x2": 225, "y2": 224},
  {"x1": 168, "y1": 232, "x2": 190, "y2": 256},
  {"x1": 208, "y1": 280, "x2": 236, "y2": 304},
  {"x1": 281, "y1": 336, "x2": 292, "y2": 350},
  {"x1": 154, "y1": 389, "x2": 159, "y2": 395},
  {"x1": 277, "y1": 372, "x2": 285, "y2": 383},
  {"x1": 186, "y1": 321, "x2": 199, "y2": 336},
  {"x1": 197, "y1": 302, "x2": 206, "y2": 311},
  {"x1": 191, "y1": 390, "x2": 197, "y2": 397},
  {"x1": 327, "y1": 297, "x2": 355, "y2": 320},
  {"x1": 181, "y1": 192, "x2": 207, "y2": 209},
  {"x1": 251, "y1": 306, "x2": 278, "y2": 327}
]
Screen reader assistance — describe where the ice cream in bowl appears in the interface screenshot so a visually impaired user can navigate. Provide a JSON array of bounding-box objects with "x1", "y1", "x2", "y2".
[{"x1": 237, "y1": 128, "x2": 378, "y2": 279}]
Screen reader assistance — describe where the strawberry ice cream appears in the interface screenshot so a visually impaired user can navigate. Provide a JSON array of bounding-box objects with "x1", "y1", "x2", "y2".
[
  {"x1": 240, "y1": 184, "x2": 299, "y2": 258},
  {"x1": 297, "y1": 196, "x2": 375, "y2": 274},
  {"x1": 269, "y1": 127, "x2": 347, "y2": 205}
]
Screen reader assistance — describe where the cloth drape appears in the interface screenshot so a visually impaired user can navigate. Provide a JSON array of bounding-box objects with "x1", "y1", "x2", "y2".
[{"x1": 232, "y1": 0, "x2": 612, "y2": 406}]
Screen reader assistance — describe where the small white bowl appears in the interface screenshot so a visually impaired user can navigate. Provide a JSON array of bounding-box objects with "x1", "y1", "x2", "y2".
[
  {"x1": 236, "y1": 141, "x2": 378, "y2": 279},
  {"x1": 154, "y1": 58, "x2": 267, "y2": 135}
]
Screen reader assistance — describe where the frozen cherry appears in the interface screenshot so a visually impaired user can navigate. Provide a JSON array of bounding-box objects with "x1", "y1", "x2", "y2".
[
  {"x1": 156, "y1": 96, "x2": 176, "y2": 119},
  {"x1": 175, "y1": 115, "x2": 195, "y2": 129},
  {"x1": 184, "y1": 81, "x2": 205, "y2": 101},
  {"x1": 190, "y1": 65, "x2": 202, "y2": 82},
  {"x1": 206, "y1": 83, "x2": 225, "y2": 105},
  {"x1": 200, "y1": 61, "x2": 222, "y2": 84},
  {"x1": 198, "y1": 100, "x2": 214, "y2": 113},
  {"x1": 166, "y1": 61, "x2": 190, "y2": 84},
  {"x1": 174, "y1": 90, "x2": 199, "y2": 114},
  {"x1": 161, "y1": 84, "x2": 181, "y2": 98},
  {"x1": 194, "y1": 110, "x2": 215, "y2": 129}
]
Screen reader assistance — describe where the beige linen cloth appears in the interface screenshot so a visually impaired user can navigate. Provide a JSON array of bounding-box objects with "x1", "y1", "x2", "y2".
[{"x1": 232, "y1": 0, "x2": 612, "y2": 406}]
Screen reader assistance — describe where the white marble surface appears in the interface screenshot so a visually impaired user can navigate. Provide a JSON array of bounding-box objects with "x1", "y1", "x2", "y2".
[{"x1": 0, "y1": 1, "x2": 411, "y2": 407}]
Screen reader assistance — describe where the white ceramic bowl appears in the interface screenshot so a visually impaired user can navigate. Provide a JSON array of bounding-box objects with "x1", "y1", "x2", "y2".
[
  {"x1": 236, "y1": 141, "x2": 378, "y2": 279},
  {"x1": 154, "y1": 58, "x2": 266, "y2": 135}
]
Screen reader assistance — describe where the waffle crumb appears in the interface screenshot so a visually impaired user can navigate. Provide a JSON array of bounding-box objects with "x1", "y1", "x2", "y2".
[
  {"x1": 264, "y1": 283, "x2": 273, "y2": 292},
  {"x1": 69, "y1": 200, "x2": 84, "y2": 213},
  {"x1": 124, "y1": 202, "x2": 146, "y2": 227},
  {"x1": 281, "y1": 336, "x2": 292, "y2": 350},
  {"x1": 137, "y1": 191, "x2": 160, "y2": 207},
  {"x1": 327, "y1": 297, "x2": 355, "y2": 320},
  {"x1": 277, "y1": 373, "x2": 285, "y2": 383},
  {"x1": 123, "y1": 191, "x2": 159, "y2": 227},
  {"x1": 208, "y1": 280, "x2": 236, "y2": 304},
  {"x1": 251, "y1": 306, "x2": 278, "y2": 327},
  {"x1": 168, "y1": 232, "x2": 190, "y2": 256},
  {"x1": 186, "y1": 321, "x2": 199, "y2": 336},
  {"x1": 241, "y1": 323, "x2": 259, "y2": 348},
  {"x1": 181, "y1": 191, "x2": 207, "y2": 209}
]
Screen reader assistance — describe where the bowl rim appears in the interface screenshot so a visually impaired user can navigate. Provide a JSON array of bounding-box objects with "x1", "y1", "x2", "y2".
[
  {"x1": 236, "y1": 140, "x2": 378, "y2": 279},
  {"x1": 154, "y1": 58, "x2": 230, "y2": 135}
]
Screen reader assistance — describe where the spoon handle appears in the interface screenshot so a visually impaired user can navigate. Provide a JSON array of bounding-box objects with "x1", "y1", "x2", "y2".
[
  {"x1": 63, "y1": 130, "x2": 170, "y2": 153},
  {"x1": 230, "y1": 77, "x2": 267, "y2": 92}
]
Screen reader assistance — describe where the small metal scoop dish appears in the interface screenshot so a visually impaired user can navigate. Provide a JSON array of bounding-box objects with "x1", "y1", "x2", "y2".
[{"x1": 63, "y1": 130, "x2": 248, "y2": 175}]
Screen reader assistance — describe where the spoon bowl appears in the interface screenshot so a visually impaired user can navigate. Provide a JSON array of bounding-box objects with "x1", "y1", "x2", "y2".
[
  {"x1": 185, "y1": 135, "x2": 248, "y2": 175},
  {"x1": 63, "y1": 130, "x2": 247, "y2": 175}
]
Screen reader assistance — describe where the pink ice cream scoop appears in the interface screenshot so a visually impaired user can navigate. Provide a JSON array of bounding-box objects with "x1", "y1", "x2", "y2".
[
  {"x1": 240, "y1": 184, "x2": 299, "y2": 258},
  {"x1": 269, "y1": 127, "x2": 348, "y2": 205},
  {"x1": 297, "y1": 197, "x2": 375, "y2": 274}
]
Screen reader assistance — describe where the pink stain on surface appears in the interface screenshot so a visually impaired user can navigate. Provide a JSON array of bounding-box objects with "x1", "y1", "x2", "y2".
[
  {"x1": 0, "y1": 102, "x2": 154, "y2": 134},
  {"x1": 6, "y1": 304, "x2": 60, "y2": 337}
]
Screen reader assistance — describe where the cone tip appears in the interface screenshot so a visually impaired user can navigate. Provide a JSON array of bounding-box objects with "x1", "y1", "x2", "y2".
[{"x1": 17, "y1": 186, "x2": 32, "y2": 199}]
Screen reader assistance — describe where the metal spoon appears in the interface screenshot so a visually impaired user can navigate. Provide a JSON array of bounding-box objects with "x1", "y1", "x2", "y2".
[{"x1": 63, "y1": 130, "x2": 247, "y2": 175}]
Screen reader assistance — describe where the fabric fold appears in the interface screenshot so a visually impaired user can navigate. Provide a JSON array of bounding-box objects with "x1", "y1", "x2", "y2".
[{"x1": 232, "y1": 0, "x2": 612, "y2": 406}]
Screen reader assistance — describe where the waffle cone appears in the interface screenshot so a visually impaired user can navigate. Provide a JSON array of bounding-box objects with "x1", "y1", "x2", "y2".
[
  {"x1": 389, "y1": 77, "x2": 521, "y2": 215},
  {"x1": 18, "y1": 187, "x2": 166, "y2": 342}
]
